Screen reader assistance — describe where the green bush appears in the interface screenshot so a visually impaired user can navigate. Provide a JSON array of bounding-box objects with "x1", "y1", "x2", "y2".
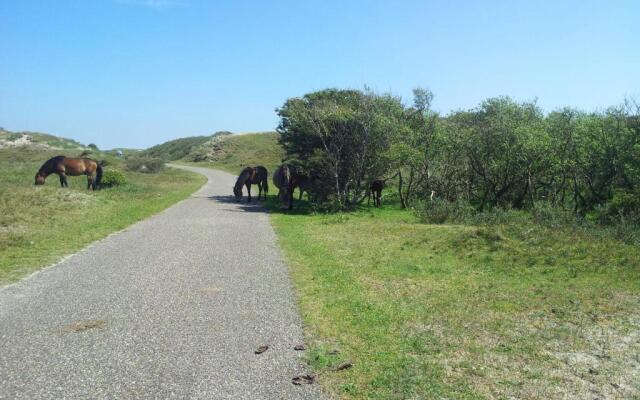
[
  {"x1": 125, "y1": 157, "x2": 165, "y2": 173},
  {"x1": 100, "y1": 170, "x2": 127, "y2": 188},
  {"x1": 416, "y1": 198, "x2": 475, "y2": 224}
]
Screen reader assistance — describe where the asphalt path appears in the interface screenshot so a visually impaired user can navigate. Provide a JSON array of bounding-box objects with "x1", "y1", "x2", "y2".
[{"x1": 0, "y1": 165, "x2": 323, "y2": 399}]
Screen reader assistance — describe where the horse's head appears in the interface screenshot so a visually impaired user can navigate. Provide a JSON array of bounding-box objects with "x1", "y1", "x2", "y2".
[
  {"x1": 233, "y1": 185, "x2": 242, "y2": 201},
  {"x1": 34, "y1": 173, "x2": 45, "y2": 185}
]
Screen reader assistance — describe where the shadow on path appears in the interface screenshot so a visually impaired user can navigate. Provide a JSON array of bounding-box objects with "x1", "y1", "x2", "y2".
[{"x1": 207, "y1": 195, "x2": 268, "y2": 213}]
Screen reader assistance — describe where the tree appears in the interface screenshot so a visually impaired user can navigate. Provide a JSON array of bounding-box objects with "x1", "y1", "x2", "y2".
[
  {"x1": 277, "y1": 88, "x2": 402, "y2": 208},
  {"x1": 386, "y1": 88, "x2": 438, "y2": 208}
]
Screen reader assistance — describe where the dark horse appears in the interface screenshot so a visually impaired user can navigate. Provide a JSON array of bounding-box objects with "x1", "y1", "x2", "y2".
[
  {"x1": 273, "y1": 164, "x2": 306, "y2": 210},
  {"x1": 367, "y1": 179, "x2": 385, "y2": 207},
  {"x1": 233, "y1": 166, "x2": 268, "y2": 202},
  {"x1": 35, "y1": 156, "x2": 103, "y2": 190}
]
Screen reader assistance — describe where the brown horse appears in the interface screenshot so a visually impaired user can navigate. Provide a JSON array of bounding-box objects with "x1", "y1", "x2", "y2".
[
  {"x1": 367, "y1": 179, "x2": 385, "y2": 207},
  {"x1": 273, "y1": 164, "x2": 309, "y2": 210},
  {"x1": 233, "y1": 166, "x2": 268, "y2": 202},
  {"x1": 35, "y1": 156, "x2": 103, "y2": 190},
  {"x1": 295, "y1": 174, "x2": 321, "y2": 201}
]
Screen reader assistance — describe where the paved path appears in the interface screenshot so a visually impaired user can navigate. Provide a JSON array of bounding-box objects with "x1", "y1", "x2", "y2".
[{"x1": 0, "y1": 166, "x2": 323, "y2": 399}]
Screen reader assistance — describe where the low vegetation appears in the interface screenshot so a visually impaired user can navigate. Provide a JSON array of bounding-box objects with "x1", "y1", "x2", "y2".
[
  {"x1": 0, "y1": 146, "x2": 205, "y2": 285},
  {"x1": 99, "y1": 169, "x2": 127, "y2": 188},
  {"x1": 124, "y1": 155, "x2": 166, "y2": 174},
  {"x1": 269, "y1": 199, "x2": 640, "y2": 399}
]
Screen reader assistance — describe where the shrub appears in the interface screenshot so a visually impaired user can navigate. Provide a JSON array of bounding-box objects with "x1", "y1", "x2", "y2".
[
  {"x1": 416, "y1": 198, "x2": 475, "y2": 224},
  {"x1": 125, "y1": 156, "x2": 165, "y2": 173},
  {"x1": 100, "y1": 170, "x2": 127, "y2": 188}
]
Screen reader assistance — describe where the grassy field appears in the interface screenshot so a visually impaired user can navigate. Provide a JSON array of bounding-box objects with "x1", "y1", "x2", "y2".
[
  {"x1": 180, "y1": 132, "x2": 283, "y2": 174},
  {"x1": 0, "y1": 147, "x2": 205, "y2": 285},
  {"x1": 268, "y1": 199, "x2": 640, "y2": 399}
]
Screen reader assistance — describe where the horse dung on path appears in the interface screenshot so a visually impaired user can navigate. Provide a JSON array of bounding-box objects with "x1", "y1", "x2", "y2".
[
  {"x1": 233, "y1": 166, "x2": 268, "y2": 202},
  {"x1": 35, "y1": 156, "x2": 103, "y2": 190}
]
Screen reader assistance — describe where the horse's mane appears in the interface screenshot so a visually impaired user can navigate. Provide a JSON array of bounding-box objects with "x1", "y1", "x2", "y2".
[{"x1": 234, "y1": 167, "x2": 254, "y2": 190}]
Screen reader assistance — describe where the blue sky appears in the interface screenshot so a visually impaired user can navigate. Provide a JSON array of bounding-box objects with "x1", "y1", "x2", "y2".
[{"x1": 1, "y1": 0, "x2": 638, "y2": 149}]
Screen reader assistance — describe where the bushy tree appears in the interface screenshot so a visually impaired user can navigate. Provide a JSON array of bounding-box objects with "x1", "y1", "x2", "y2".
[
  {"x1": 386, "y1": 88, "x2": 438, "y2": 208},
  {"x1": 277, "y1": 88, "x2": 403, "y2": 208}
]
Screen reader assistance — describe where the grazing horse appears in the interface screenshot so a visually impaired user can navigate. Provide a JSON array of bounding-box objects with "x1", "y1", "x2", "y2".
[
  {"x1": 367, "y1": 179, "x2": 385, "y2": 207},
  {"x1": 233, "y1": 166, "x2": 268, "y2": 202},
  {"x1": 35, "y1": 156, "x2": 103, "y2": 190},
  {"x1": 273, "y1": 164, "x2": 301, "y2": 210},
  {"x1": 295, "y1": 174, "x2": 321, "y2": 201}
]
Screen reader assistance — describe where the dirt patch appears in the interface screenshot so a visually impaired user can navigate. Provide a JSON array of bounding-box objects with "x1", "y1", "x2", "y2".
[{"x1": 61, "y1": 319, "x2": 106, "y2": 333}]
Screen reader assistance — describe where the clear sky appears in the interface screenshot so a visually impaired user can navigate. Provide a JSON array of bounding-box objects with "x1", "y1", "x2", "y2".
[{"x1": 1, "y1": 1, "x2": 638, "y2": 149}]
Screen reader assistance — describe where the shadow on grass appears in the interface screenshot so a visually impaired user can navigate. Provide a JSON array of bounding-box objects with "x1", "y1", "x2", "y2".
[{"x1": 263, "y1": 195, "x2": 316, "y2": 216}]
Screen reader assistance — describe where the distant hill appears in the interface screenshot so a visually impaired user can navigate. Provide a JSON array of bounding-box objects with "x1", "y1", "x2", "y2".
[
  {"x1": 0, "y1": 128, "x2": 88, "y2": 150},
  {"x1": 139, "y1": 134, "x2": 216, "y2": 161},
  {"x1": 185, "y1": 132, "x2": 283, "y2": 172},
  {"x1": 145, "y1": 131, "x2": 284, "y2": 173}
]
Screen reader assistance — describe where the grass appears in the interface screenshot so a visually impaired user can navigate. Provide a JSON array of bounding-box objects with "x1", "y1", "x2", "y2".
[
  {"x1": 181, "y1": 132, "x2": 283, "y2": 174},
  {"x1": 0, "y1": 147, "x2": 206, "y2": 285},
  {"x1": 267, "y1": 197, "x2": 640, "y2": 399}
]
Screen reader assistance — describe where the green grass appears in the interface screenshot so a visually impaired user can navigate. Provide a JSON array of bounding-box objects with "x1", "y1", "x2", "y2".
[
  {"x1": 0, "y1": 147, "x2": 206, "y2": 285},
  {"x1": 182, "y1": 132, "x2": 283, "y2": 174},
  {"x1": 268, "y1": 198, "x2": 640, "y2": 399}
]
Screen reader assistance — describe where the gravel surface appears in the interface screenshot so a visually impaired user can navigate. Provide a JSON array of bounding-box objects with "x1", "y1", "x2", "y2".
[{"x1": 0, "y1": 165, "x2": 324, "y2": 400}]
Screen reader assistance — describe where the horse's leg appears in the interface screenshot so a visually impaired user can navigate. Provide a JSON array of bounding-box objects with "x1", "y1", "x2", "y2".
[
  {"x1": 87, "y1": 175, "x2": 92, "y2": 190},
  {"x1": 299, "y1": 188, "x2": 303, "y2": 201},
  {"x1": 257, "y1": 182, "x2": 263, "y2": 201},
  {"x1": 288, "y1": 186, "x2": 294, "y2": 210},
  {"x1": 59, "y1": 173, "x2": 68, "y2": 188},
  {"x1": 246, "y1": 183, "x2": 252, "y2": 203}
]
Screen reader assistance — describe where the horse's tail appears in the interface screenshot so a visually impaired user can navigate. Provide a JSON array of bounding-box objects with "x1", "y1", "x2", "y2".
[{"x1": 95, "y1": 161, "x2": 104, "y2": 189}]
